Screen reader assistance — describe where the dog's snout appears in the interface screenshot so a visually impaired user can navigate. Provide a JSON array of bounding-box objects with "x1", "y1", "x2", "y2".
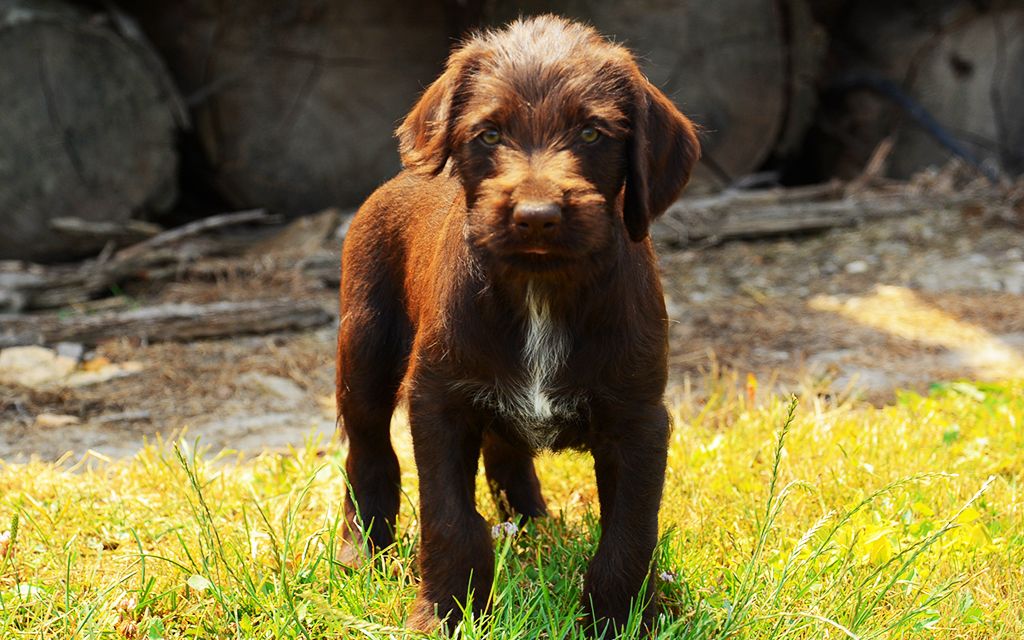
[{"x1": 512, "y1": 202, "x2": 562, "y2": 235}]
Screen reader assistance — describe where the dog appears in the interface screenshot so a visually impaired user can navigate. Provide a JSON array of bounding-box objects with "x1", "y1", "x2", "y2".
[{"x1": 336, "y1": 15, "x2": 699, "y2": 634}]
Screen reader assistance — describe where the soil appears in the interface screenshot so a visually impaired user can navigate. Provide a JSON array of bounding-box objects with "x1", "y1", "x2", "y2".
[{"x1": 2, "y1": 196, "x2": 1023, "y2": 462}]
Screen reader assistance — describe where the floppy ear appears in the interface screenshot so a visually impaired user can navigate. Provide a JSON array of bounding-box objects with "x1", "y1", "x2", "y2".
[
  {"x1": 395, "y1": 46, "x2": 478, "y2": 175},
  {"x1": 623, "y1": 73, "x2": 701, "y2": 242}
]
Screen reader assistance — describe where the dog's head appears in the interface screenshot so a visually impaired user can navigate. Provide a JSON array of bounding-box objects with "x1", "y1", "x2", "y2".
[{"x1": 397, "y1": 15, "x2": 700, "y2": 269}]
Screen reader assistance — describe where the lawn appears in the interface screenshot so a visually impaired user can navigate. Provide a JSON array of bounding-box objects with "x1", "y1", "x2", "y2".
[{"x1": 0, "y1": 378, "x2": 1021, "y2": 639}]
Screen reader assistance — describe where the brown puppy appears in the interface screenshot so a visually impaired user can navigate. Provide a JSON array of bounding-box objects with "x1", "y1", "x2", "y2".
[{"x1": 336, "y1": 15, "x2": 699, "y2": 634}]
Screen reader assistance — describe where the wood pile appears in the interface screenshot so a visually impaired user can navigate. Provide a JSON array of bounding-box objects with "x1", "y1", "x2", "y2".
[
  {"x1": 0, "y1": 208, "x2": 342, "y2": 347},
  {"x1": 0, "y1": 299, "x2": 331, "y2": 348},
  {"x1": 2, "y1": 0, "x2": 1022, "y2": 264},
  {"x1": 0, "y1": 0, "x2": 186, "y2": 261}
]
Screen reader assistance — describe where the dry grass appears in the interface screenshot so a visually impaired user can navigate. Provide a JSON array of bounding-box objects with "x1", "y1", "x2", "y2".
[{"x1": 0, "y1": 377, "x2": 1021, "y2": 638}]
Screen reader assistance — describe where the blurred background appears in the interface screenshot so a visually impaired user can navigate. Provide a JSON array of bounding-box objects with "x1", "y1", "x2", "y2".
[{"x1": 1, "y1": 0, "x2": 1023, "y2": 460}]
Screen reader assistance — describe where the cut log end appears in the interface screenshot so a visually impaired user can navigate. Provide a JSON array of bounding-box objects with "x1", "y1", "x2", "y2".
[{"x1": 0, "y1": 0, "x2": 182, "y2": 262}]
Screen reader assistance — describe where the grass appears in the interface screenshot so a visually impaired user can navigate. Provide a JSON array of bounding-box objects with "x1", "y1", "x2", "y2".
[{"x1": 0, "y1": 377, "x2": 1022, "y2": 639}]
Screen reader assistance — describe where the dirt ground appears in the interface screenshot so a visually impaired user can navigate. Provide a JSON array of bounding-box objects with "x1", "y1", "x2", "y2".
[{"x1": 2, "y1": 198, "x2": 1023, "y2": 462}]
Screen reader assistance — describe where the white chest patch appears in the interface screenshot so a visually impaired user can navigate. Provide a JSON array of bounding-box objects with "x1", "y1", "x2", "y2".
[
  {"x1": 518, "y1": 284, "x2": 569, "y2": 422},
  {"x1": 455, "y1": 284, "x2": 581, "y2": 449}
]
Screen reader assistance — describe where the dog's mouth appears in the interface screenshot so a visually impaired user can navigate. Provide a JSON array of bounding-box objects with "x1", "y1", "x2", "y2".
[
  {"x1": 499, "y1": 238, "x2": 577, "y2": 260},
  {"x1": 518, "y1": 246, "x2": 553, "y2": 256},
  {"x1": 473, "y1": 230, "x2": 602, "y2": 271},
  {"x1": 499, "y1": 250, "x2": 573, "y2": 271},
  {"x1": 476, "y1": 237, "x2": 575, "y2": 268}
]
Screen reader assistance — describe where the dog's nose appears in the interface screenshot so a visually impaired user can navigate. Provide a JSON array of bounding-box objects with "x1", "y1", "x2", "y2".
[{"x1": 512, "y1": 202, "x2": 562, "y2": 235}]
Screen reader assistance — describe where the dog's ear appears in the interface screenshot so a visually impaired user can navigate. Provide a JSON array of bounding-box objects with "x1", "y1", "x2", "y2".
[
  {"x1": 623, "y1": 73, "x2": 700, "y2": 242},
  {"x1": 396, "y1": 46, "x2": 478, "y2": 175}
]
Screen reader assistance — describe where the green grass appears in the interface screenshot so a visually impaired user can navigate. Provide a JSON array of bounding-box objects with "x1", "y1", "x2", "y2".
[{"x1": 1, "y1": 378, "x2": 1022, "y2": 639}]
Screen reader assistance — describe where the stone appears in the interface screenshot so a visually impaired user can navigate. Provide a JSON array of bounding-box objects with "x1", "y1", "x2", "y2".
[
  {"x1": 0, "y1": 346, "x2": 76, "y2": 388},
  {"x1": 35, "y1": 413, "x2": 81, "y2": 428},
  {"x1": 845, "y1": 260, "x2": 870, "y2": 274},
  {"x1": 239, "y1": 372, "x2": 307, "y2": 405}
]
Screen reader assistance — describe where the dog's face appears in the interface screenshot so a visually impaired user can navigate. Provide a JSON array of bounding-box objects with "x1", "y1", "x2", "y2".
[{"x1": 397, "y1": 16, "x2": 700, "y2": 270}]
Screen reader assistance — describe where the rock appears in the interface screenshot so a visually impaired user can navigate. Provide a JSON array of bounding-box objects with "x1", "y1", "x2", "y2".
[
  {"x1": 0, "y1": 345, "x2": 76, "y2": 387},
  {"x1": 832, "y1": 367, "x2": 897, "y2": 395},
  {"x1": 54, "y1": 342, "x2": 84, "y2": 362},
  {"x1": 34, "y1": 413, "x2": 81, "y2": 428},
  {"x1": 190, "y1": 411, "x2": 335, "y2": 452},
  {"x1": 912, "y1": 256, "x2": 1003, "y2": 292},
  {"x1": 92, "y1": 411, "x2": 151, "y2": 424},
  {"x1": 239, "y1": 372, "x2": 307, "y2": 406},
  {"x1": 1004, "y1": 263, "x2": 1024, "y2": 295},
  {"x1": 752, "y1": 347, "x2": 791, "y2": 361},
  {"x1": 806, "y1": 348, "x2": 857, "y2": 370},
  {"x1": 845, "y1": 260, "x2": 870, "y2": 274},
  {"x1": 65, "y1": 361, "x2": 144, "y2": 387}
]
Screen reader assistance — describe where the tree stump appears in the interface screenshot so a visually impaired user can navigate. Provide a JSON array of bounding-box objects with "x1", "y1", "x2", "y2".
[
  {"x1": 0, "y1": 0, "x2": 184, "y2": 262},
  {"x1": 128, "y1": 0, "x2": 453, "y2": 215},
  {"x1": 893, "y1": 8, "x2": 1024, "y2": 177},
  {"x1": 812, "y1": 1, "x2": 1024, "y2": 180}
]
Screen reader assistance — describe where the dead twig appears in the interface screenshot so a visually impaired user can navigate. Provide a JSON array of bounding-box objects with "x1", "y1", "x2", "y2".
[
  {"x1": 114, "y1": 209, "x2": 277, "y2": 261},
  {"x1": 1, "y1": 210, "x2": 282, "y2": 312},
  {"x1": 49, "y1": 217, "x2": 163, "y2": 242},
  {"x1": 0, "y1": 299, "x2": 332, "y2": 347},
  {"x1": 651, "y1": 185, "x2": 991, "y2": 247}
]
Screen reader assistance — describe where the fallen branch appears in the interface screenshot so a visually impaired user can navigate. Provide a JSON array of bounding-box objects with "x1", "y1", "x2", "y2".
[
  {"x1": 49, "y1": 217, "x2": 164, "y2": 242},
  {"x1": 0, "y1": 210, "x2": 280, "y2": 312},
  {"x1": 651, "y1": 188, "x2": 987, "y2": 247},
  {"x1": 114, "y1": 209, "x2": 276, "y2": 261},
  {"x1": 139, "y1": 250, "x2": 341, "y2": 288},
  {"x1": 0, "y1": 299, "x2": 332, "y2": 347}
]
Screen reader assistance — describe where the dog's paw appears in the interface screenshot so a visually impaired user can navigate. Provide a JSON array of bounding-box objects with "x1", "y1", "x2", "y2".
[
  {"x1": 407, "y1": 596, "x2": 443, "y2": 633},
  {"x1": 334, "y1": 536, "x2": 368, "y2": 569},
  {"x1": 580, "y1": 593, "x2": 656, "y2": 638}
]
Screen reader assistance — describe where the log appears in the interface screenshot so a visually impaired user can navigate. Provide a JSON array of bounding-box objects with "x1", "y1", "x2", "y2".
[
  {"x1": 0, "y1": 299, "x2": 333, "y2": 347},
  {"x1": 650, "y1": 186, "x2": 988, "y2": 247},
  {"x1": 814, "y1": 3, "x2": 1024, "y2": 180},
  {"x1": 127, "y1": 0, "x2": 827, "y2": 204},
  {"x1": 0, "y1": 0, "x2": 185, "y2": 261},
  {"x1": 0, "y1": 209, "x2": 279, "y2": 312},
  {"x1": 48, "y1": 218, "x2": 164, "y2": 244},
  {"x1": 892, "y1": 8, "x2": 1024, "y2": 178},
  {"x1": 114, "y1": 209, "x2": 275, "y2": 261},
  {"x1": 141, "y1": 250, "x2": 341, "y2": 288},
  {"x1": 125, "y1": 0, "x2": 454, "y2": 214},
  {"x1": 485, "y1": 0, "x2": 827, "y2": 187}
]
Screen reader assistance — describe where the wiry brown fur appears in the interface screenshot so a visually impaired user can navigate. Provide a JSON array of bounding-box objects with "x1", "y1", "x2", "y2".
[{"x1": 336, "y1": 15, "x2": 699, "y2": 636}]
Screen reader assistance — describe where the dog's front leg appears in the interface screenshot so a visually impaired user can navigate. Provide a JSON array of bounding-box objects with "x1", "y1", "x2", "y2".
[
  {"x1": 583, "y1": 404, "x2": 669, "y2": 635},
  {"x1": 407, "y1": 387, "x2": 492, "y2": 633}
]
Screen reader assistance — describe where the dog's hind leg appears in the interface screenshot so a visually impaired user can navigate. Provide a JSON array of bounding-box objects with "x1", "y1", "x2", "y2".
[
  {"x1": 336, "y1": 283, "x2": 410, "y2": 560},
  {"x1": 482, "y1": 430, "x2": 547, "y2": 522}
]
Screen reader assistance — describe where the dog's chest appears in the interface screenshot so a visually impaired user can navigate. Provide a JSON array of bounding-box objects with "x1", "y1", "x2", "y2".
[{"x1": 455, "y1": 288, "x2": 583, "y2": 448}]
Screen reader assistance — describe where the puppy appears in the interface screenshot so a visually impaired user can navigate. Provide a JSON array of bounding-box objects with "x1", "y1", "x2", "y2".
[{"x1": 336, "y1": 15, "x2": 699, "y2": 634}]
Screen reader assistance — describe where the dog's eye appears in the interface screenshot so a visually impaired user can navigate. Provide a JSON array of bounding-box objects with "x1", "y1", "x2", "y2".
[
  {"x1": 480, "y1": 129, "x2": 502, "y2": 146},
  {"x1": 580, "y1": 126, "x2": 600, "y2": 144}
]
